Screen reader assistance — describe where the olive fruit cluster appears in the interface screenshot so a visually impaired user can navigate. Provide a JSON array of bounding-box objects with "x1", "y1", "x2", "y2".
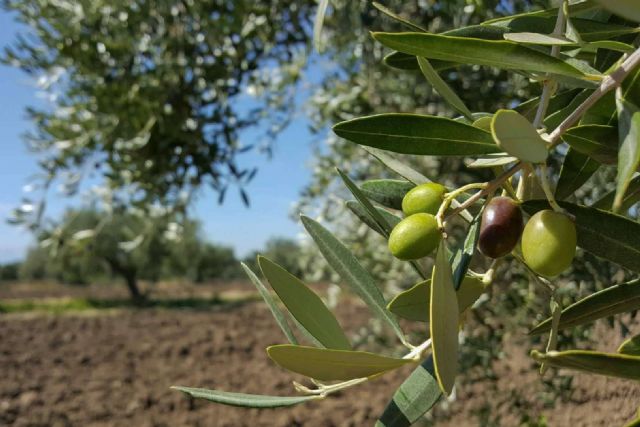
[
  {"x1": 388, "y1": 183, "x2": 445, "y2": 260},
  {"x1": 478, "y1": 197, "x2": 577, "y2": 277}
]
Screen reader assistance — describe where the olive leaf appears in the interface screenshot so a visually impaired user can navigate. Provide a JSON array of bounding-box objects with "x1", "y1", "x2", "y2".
[
  {"x1": 450, "y1": 211, "x2": 482, "y2": 289},
  {"x1": 258, "y1": 256, "x2": 351, "y2": 350},
  {"x1": 417, "y1": 57, "x2": 474, "y2": 120},
  {"x1": 594, "y1": 0, "x2": 640, "y2": 23},
  {"x1": 466, "y1": 154, "x2": 517, "y2": 169},
  {"x1": 360, "y1": 179, "x2": 415, "y2": 211},
  {"x1": 387, "y1": 277, "x2": 484, "y2": 322},
  {"x1": 375, "y1": 355, "x2": 441, "y2": 427},
  {"x1": 372, "y1": 2, "x2": 426, "y2": 32},
  {"x1": 491, "y1": 109, "x2": 548, "y2": 163},
  {"x1": 300, "y1": 215, "x2": 407, "y2": 343},
  {"x1": 333, "y1": 113, "x2": 498, "y2": 156},
  {"x1": 592, "y1": 175, "x2": 640, "y2": 211},
  {"x1": 266, "y1": 345, "x2": 412, "y2": 381},
  {"x1": 614, "y1": 95, "x2": 640, "y2": 212},
  {"x1": 530, "y1": 279, "x2": 640, "y2": 335},
  {"x1": 555, "y1": 149, "x2": 600, "y2": 200},
  {"x1": 430, "y1": 241, "x2": 459, "y2": 395},
  {"x1": 171, "y1": 386, "x2": 319, "y2": 408},
  {"x1": 338, "y1": 169, "x2": 394, "y2": 236},
  {"x1": 562, "y1": 125, "x2": 618, "y2": 164},
  {"x1": 241, "y1": 263, "x2": 298, "y2": 345},
  {"x1": 371, "y1": 32, "x2": 593, "y2": 80},
  {"x1": 531, "y1": 349, "x2": 640, "y2": 381},
  {"x1": 618, "y1": 334, "x2": 640, "y2": 356},
  {"x1": 345, "y1": 200, "x2": 401, "y2": 237}
]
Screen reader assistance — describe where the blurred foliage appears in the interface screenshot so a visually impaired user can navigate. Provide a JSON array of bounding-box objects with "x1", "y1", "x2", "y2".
[
  {"x1": 2, "y1": 0, "x2": 315, "y2": 224},
  {"x1": 0, "y1": 262, "x2": 19, "y2": 281}
]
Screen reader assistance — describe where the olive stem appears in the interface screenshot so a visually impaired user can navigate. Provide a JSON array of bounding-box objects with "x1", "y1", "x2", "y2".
[
  {"x1": 482, "y1": 259, "x2": 501, "y2": 287},
  {"x1": 437, "y1": 182, "x2": 487, "y2": 230},
  {"x1": 541, "y1": 295, "x2": 562, "y2": 375},
  {"x1": 547, "y1": 45, "x2": 640, "y2": 149},
  {"x1": 537, "y1": 163, "x2": 565, "y2": 214},
  {"x1": 445, "y1": 163, "x2": 524, "y2": 221},
  {"x1": 293, "y1": 339, "x2": 432, "y2": 397},
  {"x1": 533, "y1": 0, "x2": 566, "y2": 129}
]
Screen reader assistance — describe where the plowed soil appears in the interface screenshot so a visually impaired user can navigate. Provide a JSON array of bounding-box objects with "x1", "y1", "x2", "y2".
[{"x1": 1, "y1": 282, "x2": 638, "y2": 426}]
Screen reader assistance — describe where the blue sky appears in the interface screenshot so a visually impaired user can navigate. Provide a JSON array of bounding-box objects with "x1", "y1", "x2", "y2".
[{"x1": 0, "y1": 11, "x2": 317, "y2": 263}]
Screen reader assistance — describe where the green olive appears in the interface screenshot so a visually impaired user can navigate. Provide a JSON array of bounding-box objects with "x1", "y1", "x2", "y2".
[
  {"x1": 521, "y1": 210, "x2": 577, "y2": 277},
  {"x1": 388, "y1": 213, "x2": 441, "y2": 260},
  {"x1": 402, "y1": 182, "x2": 446, "y2": 216}
]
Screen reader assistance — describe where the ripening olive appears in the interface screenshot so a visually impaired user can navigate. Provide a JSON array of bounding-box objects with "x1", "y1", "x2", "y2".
[
  {"x1": 402, "y1": 182, "x2": 447, "y2": 216},
  {"x1": 478, "y1": 197, "x2": 523, "y2": 259},
  {"x1": 521, "y1": 210, "x2": 577, "y2": 277},
  {"x1": 388, "y1": 213, "x2": 441, "y2": 260}
]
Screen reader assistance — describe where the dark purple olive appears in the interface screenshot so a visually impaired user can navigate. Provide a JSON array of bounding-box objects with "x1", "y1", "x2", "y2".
[{"x1": 478, "y1": 196, "x2": 523, "y2": 259}]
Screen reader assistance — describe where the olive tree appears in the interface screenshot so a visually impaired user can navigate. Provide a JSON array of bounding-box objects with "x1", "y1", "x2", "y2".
[{"x1": 173, "y1": 1, "x2": 640, "y2": 426}]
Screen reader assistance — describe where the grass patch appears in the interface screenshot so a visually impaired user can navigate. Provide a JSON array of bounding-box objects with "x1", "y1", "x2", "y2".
[{"x1": 0, "y1": 294, "x2": 260, "y2": 314}]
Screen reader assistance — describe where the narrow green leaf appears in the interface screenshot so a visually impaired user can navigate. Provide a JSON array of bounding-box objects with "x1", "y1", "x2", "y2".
[
  {"x1": 339, "y1": 169, "x2": 395, "y2": 236},
  {"x1": 171, "y1": 386, "x2": 319, "y2": 408},
  {"x1": 592, "y1": 175, "x2": 640, "y2": 211},
  {"x1": 346, "y1": 200, "x2": 401, "y2": 237},
  {"x1": 503, "y1": 32, "x2": 575, "y2": 45},
  {"x1": 361, "y1": 179, "x2": 415, "y2": 211},
  {"x1": 466, "y1": 154, "x2": 518, "y2": 169},
  {"x1": 614, "y1": 95, "x2": 640, "y2": 212},
  {"x1": 362, "y1": 147, "x2": 429, "y2": 185},
  {"x1": 585, "y1": 40, "x2": 635, "y2": 54},
  {"x1": 594, "y1": 0, "x2": 640, "y2": 23},
  {"x1": 530, "y1": 279, "x2": 640, "y2": 335},
  {"x1": 450, "y1": 211, "x2": 482, "y2": 289},
  {"x1": 491, "y1": 110, "x2": 548, "y2": 163},
  {"x1": 372, "y1": 32, "x2": 592, "y2": 79},
  {"x1": 555, "y1": 148, "x2": 600, "y2": 200},
  {"x1": 267, "y1": 345, "x2": 412, "y2": 381},
  {"x1": 382, "y1": 24, "x2": 507, "y2": 71},
  {"x1": 417, "y1": 57, "x2": 474, "y2": 120},
  {"x1": 333, "y1": 113, "x2": 498, "y2": 156},
  {"x1": 300, "y1": 215, "x2": 406, "y2": 342},
  {"x1": 522, "y1": 201, "x2": 640, "y2": 273},
  {"x1": 258, "y1": 257, "x2": 351, "y2": 350},
  {"x1": 531, "y1": 349, "x2": 640, "y2": 380},
  {"x1": 562, "y1": 125, "x2": 619, "y2": 164},
  {"x1": 488, "y1": 13, "x2": 640, "y2": 43},
  {"x1": 483, "y1": 2, "x2": 600, "y2": 25},
  {"x1": 372, "y1": 2, "x2": 426, "y2": 32},
  {"x1": 241, "y1": 263, "x2": 298, "y2": 345},
  {"x1": 618, "y1": 334, "x2": 640, "y2": 356},
  {"x1": 375, "y1": 355, "x2": 441, "y2": 427},
  {"x1": 387, "y1": 277, "x2": 484, "y2": 322},
  {"x1": 430, "y1": 241, "x2": 459, "y2": 395}
]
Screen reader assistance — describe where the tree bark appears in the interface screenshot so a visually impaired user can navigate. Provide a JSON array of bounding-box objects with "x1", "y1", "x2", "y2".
[{"x1": 105, "y1": 257, "x2": 144, "y2": 303}]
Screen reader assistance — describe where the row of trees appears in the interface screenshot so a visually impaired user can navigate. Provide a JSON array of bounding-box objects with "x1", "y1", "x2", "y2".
[{"x1": 1, "y1": 208, "x2": 301, "y2": 301}]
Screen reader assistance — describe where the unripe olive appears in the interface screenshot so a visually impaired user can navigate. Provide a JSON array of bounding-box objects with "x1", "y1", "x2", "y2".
[
  {"x1": 478, "y1": 197, "x2": 523, "y2": 259},
  {"x1": 388, "y1": 213, "x2": 441, "y2": 260},
  {"x1": 521, "y1": 210, "x2": 577, "y2": 277},
  {"x1": 402, "y1": 182, "x2": 447, "y2": 216}
]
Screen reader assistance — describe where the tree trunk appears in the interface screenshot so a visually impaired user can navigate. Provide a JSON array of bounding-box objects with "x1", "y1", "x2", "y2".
[{"x1": 105, "y1": 257, "x2": 145, "y2": 304}]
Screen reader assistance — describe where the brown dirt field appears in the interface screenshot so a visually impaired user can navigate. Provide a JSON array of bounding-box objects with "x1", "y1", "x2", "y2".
[{"x1": 0, "y1": 282, "x2": 639, "y2": 426}]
